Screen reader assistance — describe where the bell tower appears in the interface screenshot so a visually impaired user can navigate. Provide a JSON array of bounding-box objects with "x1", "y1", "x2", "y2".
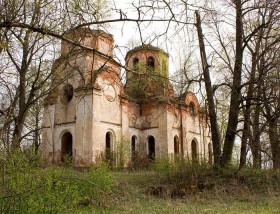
[
  {"x1": 43, "y1": 28, "x2": 120, "y2": 166},
  {"x1": 124, "y1": 44, "x2": 169, "y2": 101}
]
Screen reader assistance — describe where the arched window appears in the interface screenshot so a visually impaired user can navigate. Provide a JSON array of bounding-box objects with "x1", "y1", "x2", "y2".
[
  {"x1": 189, "y1": 102, "x2": 196, "y2": 116},
  {"x1": 147, "y1": 56, "x2": 155, "y2": 68},
  {"x1": 131, "y1": 135, "x2": 137, "y2": 162},
  {"x1": 148, "y1": 136, "x2": 155, "y2": 160},
  {"x1": 105, "y1": 132, "x2": 113, "y2": 162},
  {"x1": 61, "y1": 132, "x2": 73, "y2": 162},
  {"x1": 191, "y1": 139, "x2": 198, "y2": 164},
  {"x1": 133, "y1": 57, "x2": 139, "y2": 66},
  {"x1": 61, "y1": 83, "x2": 74, "y2": 104},
  {"x1": 208, "y1": 143, "x2": 213, "y2": 166},
  {"x1": 174, "y1": 135, "x2": 179, "y2": 154}
]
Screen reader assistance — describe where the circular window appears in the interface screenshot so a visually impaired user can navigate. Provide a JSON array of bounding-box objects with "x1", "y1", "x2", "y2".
[{"x1": 61, "y1": 84, "x2": 73, "y2": 104}]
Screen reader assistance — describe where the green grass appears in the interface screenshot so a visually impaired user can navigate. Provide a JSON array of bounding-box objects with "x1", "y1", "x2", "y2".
[
  {"x1": 1, "y1": 152, "x2": 279, "y2": 214},
  {"x1": 72, "y1": 171, "x2": 280, "y2": 214}
]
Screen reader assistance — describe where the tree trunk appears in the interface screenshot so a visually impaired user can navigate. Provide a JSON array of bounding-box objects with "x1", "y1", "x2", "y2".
[
  {"x1": 11, "y1": 31, "x2": 30, "y2": 149},
  {"x1": 11, "y1": 77, "x2": 27, "y2": 149},
  {"x1": 222, "y1": 0, "x2": 243, "y2": 167},
  {"x1": 239, "y1": 28, "x2": 262, "y2": 169},
  {"x1": 12, "y1": 114, "x2": 28, "y2": 149},
  {"x1": 195, "y1": 11, "x2": 221, "y2": 166},
  {"x1": 251, "y1": 102, "x2": 262, "y2": 168},
  {"x1": 268, "y1": 119, "x2": 280, "y2": 169},
  {"x1": 239, "y1": 109, "x2": 250, "y2": 169},
  {"x1": 34, "y1": 110, "x2": 40, "y2": 154}
]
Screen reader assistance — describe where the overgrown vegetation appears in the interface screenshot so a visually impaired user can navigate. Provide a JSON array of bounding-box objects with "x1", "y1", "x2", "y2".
[
  {"x1": 125, "y1": 61, "x2": 167, "y2": 102},
  {"x1": 0, "y1": 0, "x2": 280, "y2": 212},
  {"x1": 152, "y1": 156, "x2": 280, "y2": 199},
  {"x1": 0, "y1": 151, "x2": 115, "y2": 213},
  {"x1": 111, "y1": 157, "x2": 280, "y2": 213},
  {"x1": 0, "y1": 152, "x2": 279, "y2": 213},
  {"x1": 115, "y1": 136, "x2": 131, "y2": 170}
]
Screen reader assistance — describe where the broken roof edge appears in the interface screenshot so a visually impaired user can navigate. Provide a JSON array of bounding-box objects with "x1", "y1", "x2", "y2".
[
  {"x1": 125, "y1": 44, "x2": 169, "y2": 61},
  {"x1": 62, "y1": 28, "x2": 114, "y2": 41}
]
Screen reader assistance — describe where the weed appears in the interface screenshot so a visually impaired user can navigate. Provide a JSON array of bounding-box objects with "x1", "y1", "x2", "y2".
[{"x1": 0, "y1": 151, "x2": 115, "y2": 213}]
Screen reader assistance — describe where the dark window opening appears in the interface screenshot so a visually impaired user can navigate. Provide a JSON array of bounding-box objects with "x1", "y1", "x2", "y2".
[
  {"x1": 191, "y1": 139, "x2": 198, "y2": 164},
  {"x1": 106, "y1": 132, "x2": 112, "y2": 162},
  {"x1": 174, "y1": 136, "x2": 179, "y2": 154},
  {"x1": 62, "y1": 84, "x2": 74, "y2": 104},
  {"x1": 189, "y1": 102, "x2": 196, "y2": 116},
  {"x1": 133, "y1": 57, "x2": 139, "y2": 66},
  {"x1": 147, "y1": 56, "x2": 155, "y2": 68},
  {"x1": 61, "y1": 132, "x2": 73, "y2": 162},
  {"x1": 148, "y1": 136, "x2": 155, "y2": 160},
  {"x1": 131, "y1": 136, "x2": 137, "y2": 162}
]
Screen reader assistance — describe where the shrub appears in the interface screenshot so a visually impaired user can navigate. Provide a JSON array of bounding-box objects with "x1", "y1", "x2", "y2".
[
  {"x1": 0, "y1": 150, "x2": 115, "y2": 213},
  {"x1": 127, "y1": 156, "x2": 151, "y2": 171},
  {"x1": 115, "y1": 136, "x2": 130, "y2": 170},
  {"x1": 89, "y1": 162, "x2": 114, "y2": 192},
  {"x1": 0, "y1": 151, "x2": 80, "y2": 213},
  {"x1": 153, "y1": 155, "x2": 209, "y2": 185}
]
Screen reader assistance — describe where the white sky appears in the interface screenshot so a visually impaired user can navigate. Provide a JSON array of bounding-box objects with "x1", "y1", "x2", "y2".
[
  {"x1": 104, "y1": 0, "x2": 190, "y2": 77},
  {"x1": 100, "y1": 0, "x2": 234, "y2": 97}
]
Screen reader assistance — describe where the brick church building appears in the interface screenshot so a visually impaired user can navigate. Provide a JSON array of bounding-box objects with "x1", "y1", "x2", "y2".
[{"x1": 42, "y1": 29, "x2": 212, "y2": 166}]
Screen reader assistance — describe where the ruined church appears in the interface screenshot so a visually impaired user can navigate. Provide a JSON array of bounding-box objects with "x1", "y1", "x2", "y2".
[{"x1": 42, "y1": 29, "x2": 212, "y2": 166}]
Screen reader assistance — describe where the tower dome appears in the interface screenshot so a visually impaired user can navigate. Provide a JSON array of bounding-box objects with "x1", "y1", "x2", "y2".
[
  {"x1": 124, "y1": 44, "x2": 169, "y2": 101},
  {"x1": 125, "y1": 44, "x2": 169, "y2": 78}
]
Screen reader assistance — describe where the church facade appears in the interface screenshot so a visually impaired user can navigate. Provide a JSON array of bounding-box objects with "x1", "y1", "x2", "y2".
[{"x1": 42, "y1": 29, "x2": 212, "y2": 166}]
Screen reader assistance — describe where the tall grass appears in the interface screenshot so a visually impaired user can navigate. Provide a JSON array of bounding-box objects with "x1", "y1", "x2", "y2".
[
  {"x1": 151, "y1": 155, "x2": 280, "y2": 199},
  {"x1": 153, "y1": 155, "x2": 210, "y2": 184},
  {"x1": 0, "y1": 150, "x2": 115, "y2": 213}
]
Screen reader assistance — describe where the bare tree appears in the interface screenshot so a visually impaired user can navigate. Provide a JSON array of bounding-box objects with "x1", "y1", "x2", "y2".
[
  {"x1": 195, "y1": 11, "x2": 221, "y2": 166},
  {"x1": 0, "y1": 0, "x2": 279, "y2": 169},
  {"x1": 0, "y1": 0, "x2": 110, "y2": 150}
]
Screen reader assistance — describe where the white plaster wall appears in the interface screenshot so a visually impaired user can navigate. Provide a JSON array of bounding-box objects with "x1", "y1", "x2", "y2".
[
  {"x1": 127, "y1": 127, "x2": 142, "y2": 157},
  {"x1": 167, "y1": 109, "x2": 181, "y2": 154},
  {"x1": 42, "y1": 105, "x2": 79, "y2": 164},
  {"x1": 54, "y1": 124, "x2": 76, "y2": 163},
  {"x1": 157, "y1": 105, "x2": 168, "y2": 158},
  {"x1": 121, "y1": 101, "x2": 130, "y2": 141},
  {"x1": 42, "y1": 105, "x2": 55, "y2": 164},
  {"x1": 166, "y1": 107, "x2": 174, "y2": 155},
  {"x1": 75, "y1": 92, "x2": 93, "y2": 165},
  {"x1": 92, "y1": 122, "x2": 122, "y2": 162},
  {"x1": 183, "y1": 113, "x2": 211, "y2": 162},
  {"x1": 95, "y1": 76, "x2": 121, "y2": 124},
  {"x1": 55, "y1": 96, "x2": 76, "y2": 124},
  {"x1": 91, "y1": 75, "x2": 123, "y2": 161},
  {"x1": 141, "y1": 128, "x2": 159, "y2": 158}
]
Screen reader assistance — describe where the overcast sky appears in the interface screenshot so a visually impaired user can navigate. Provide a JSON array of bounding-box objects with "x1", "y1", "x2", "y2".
[
  {"x1": 102, "y1": 0, "x2": 232, "y2": 96},
  {"x1": 104, "y1": 0, "x2": 189, "y2": 77}
]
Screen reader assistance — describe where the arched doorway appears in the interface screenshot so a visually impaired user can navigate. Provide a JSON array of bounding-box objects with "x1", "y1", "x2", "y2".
[
  {"x1": 191, "y1": 139, "x2": 198, "y2": 164},
  {"x1": 174, "y1": 135, "x2": 179, "y2": 154},
  {"x1": 105, "y1": 132, "x2": 113, "y2": 161},
  {"x1": 131, "y1": 136, "x2": 137, "y2": 162},
  {"x1": 148, "y1": 136, "x2": 155, "y2": 160},
  {"x1": 61, "y1": 132, "x2": 73, "y2": 162}
]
